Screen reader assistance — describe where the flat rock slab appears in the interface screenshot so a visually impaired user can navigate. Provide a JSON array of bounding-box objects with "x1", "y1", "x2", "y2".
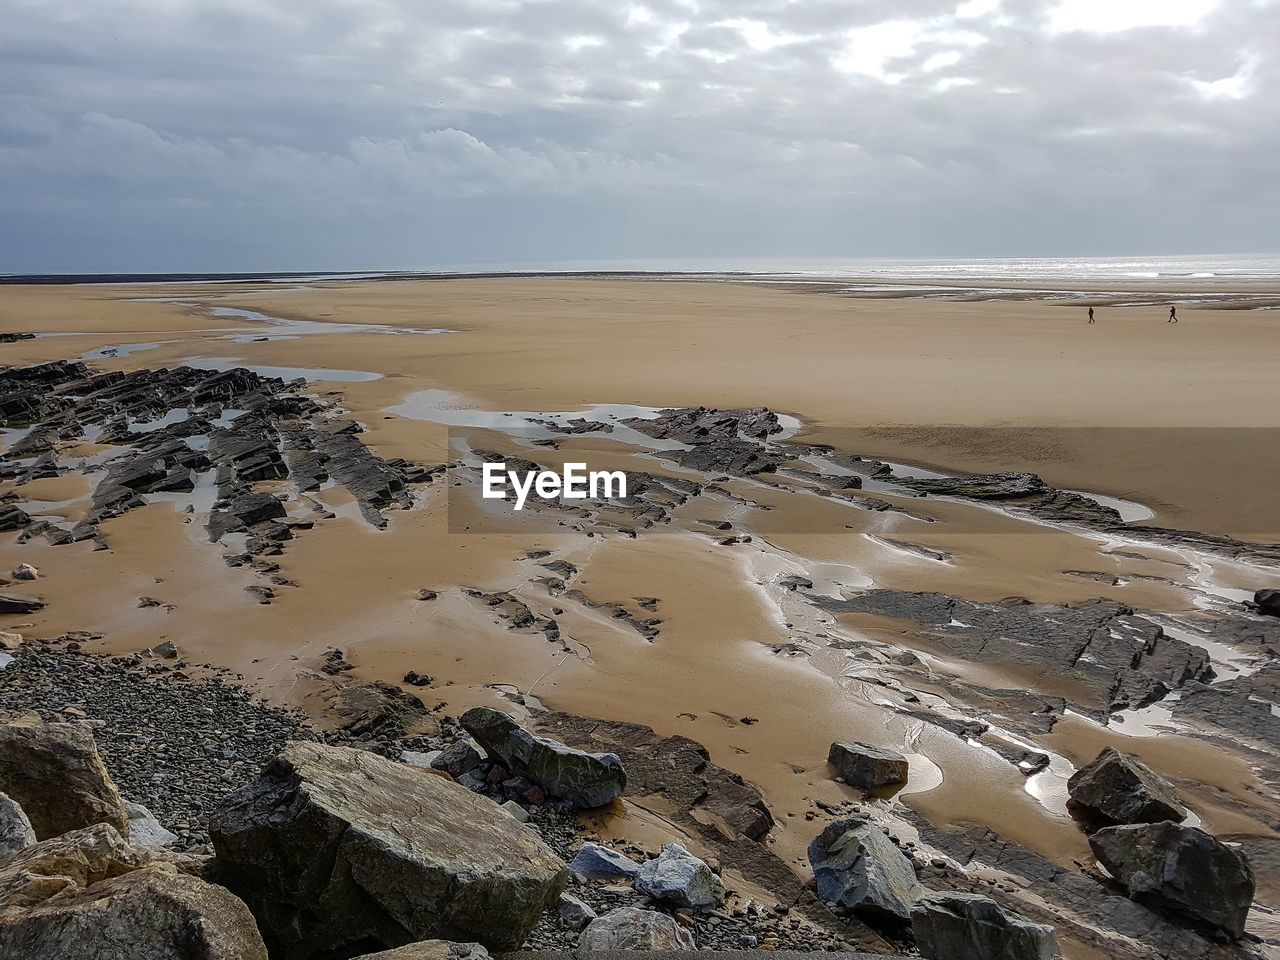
[{"x1": 210, "y1": 741, "x2": 567, "y2": 957}]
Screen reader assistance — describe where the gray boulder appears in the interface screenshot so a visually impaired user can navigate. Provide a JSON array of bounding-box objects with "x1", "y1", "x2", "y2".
[
  {"x1": 1089, "y1": 821, "x2": 1254, "y2": 939},
  {"x1": 557, "y1": 892, "x2": 597, "y2": 930},
  {"x1": 578, "y1": 906, "x2": 696, "y2": 949},
  {"x1": 828, "y1": 740, "x2": 909, "y2": 788},
  {"x1": 461, "y1": 707, "x2": 626, "y2": 808},
  {"x1": 0, "y1": 722, "x2": 129, "y2": 839},
  {"x1": 353, "y1": 942, "x2": 490, "y2": 960},
  {"x1": 911, "y1": 891, "x2": 1061, "y2": 960},
  {"x1": 210, "y1": 741, "x2": 567, "y2": 956},
  {"x1": 569, "y1": 841, "x2": 642, "y2": 880},
  {"x1": 808, "y1": 820, "x2": 922, "y2": 924},
  {"x1": 634, "y1": 842, "x2": 725, "y2": 910},
  {"x1": 125, "y1": 800, "x2": 179, "y2": 848},
  {"x1": 0, "y1": 791, "x2": 35, "y2": 859},
  {"x1": 1066, "y1": 747, "x2": 1186, "y2": 828},
  {"x1": 0, "y1": 823, "x2": 267, "y2": 959},
  {"x1": 431, "y1": 739, "x2": 483, "y2": 777}
]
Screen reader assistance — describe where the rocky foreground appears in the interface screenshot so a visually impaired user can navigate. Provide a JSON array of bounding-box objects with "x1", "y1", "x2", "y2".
[{"x1": 0, "y1": 636, "x2": 1269, "y2": 959}]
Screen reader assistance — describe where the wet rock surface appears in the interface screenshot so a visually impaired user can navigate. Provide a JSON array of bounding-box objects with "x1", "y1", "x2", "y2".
[
  {"x1": 0, "y1": 360, "x2": 438, "y2": 577},
  {"x1": 814, "y1": 591, "x2": 1212, "y2": 715},
  {"x1": 1089, "y1": 822, "x2": 1256, "y2": 941}
]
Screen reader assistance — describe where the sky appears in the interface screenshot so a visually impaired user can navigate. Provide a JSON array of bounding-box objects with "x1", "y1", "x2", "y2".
[{"x1": 1, "y1": 0, "x2": 1276, "y2": 272}]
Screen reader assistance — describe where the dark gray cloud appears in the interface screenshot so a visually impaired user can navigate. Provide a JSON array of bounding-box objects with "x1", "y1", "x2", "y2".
[{"x1": 0, "y1": 0, "x2": 1274, "y2": 272}]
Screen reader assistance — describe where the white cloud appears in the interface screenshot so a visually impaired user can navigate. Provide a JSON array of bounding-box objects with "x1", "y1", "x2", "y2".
[{"x1": 1047, "y1": 0, "x2": 1225, "y2": 33}]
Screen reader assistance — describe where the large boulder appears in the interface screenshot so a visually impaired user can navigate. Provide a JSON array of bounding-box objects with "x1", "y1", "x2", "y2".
[
  {"x1": 0, "y1": 723, "x2": 129, "y2": 839},
  {"x1": 634, "y1": 842, "x2": 725, "y2": 910},
  {"x1": 578, "y1": 906, "x2": 696, "y2": 949},
  {"x1": 569, "y1": 841, "x2": 642, "y2": 880},
  {"x1": 1089, "y1": 821, "x2": 1254, "y2": 940},
  {"x1": 827, "y1": 740, "x2": 909, "y2": 789},
  {"x1": 0, "y1": 823, "x2": 267, "y2": 959},
  {"x1": 353, "y1": 942, "x2": 490, "y2": 960},
  {"x1": 911, "y1": 891, "x2": 1061, "y2": 960},
  {"x1": 808, "y1": 820, "x2": 922, "y2": 924},
  {"x1": 1254, "y1": 589, "x2": 1280, "y2": 618},
  {"x1": 461, "y1": 707, "x2": 626, "y2": 808},
  {"x1": 0, "y1": 791, "x2": 36, "y2": 859},
  {"x1": 209, "y1": 741, "x2": 567, "y2": 957},
  {"x1": 1066, "y1": 747, "x2": 1186, "y2": 828}
]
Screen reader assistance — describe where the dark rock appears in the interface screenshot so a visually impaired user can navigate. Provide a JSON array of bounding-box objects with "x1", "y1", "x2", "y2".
[
  {"x1": 911, "y1": 891, "x2": 1061, "y2": 960},
  {"x1": 1254, "y1": 589, "x2": 1280, "y2": 618},
  {"x1": 0, "y1": 594, "x2": 44, "y2": 614},
  {"x1": 557, "y1": 892, "x2": 597, "y2": 930},
  {"x1": 827, "y1": 740, "x2": 909, "y2": 788},
  {"x1": 209, "y1": 741, "x2": 567, "y2": 955},
  {"x1": 460, "y1": 707, "x2": 626, "y2": 808},
  {"x1": 1089, "y1": 821, "x2": 1254, "y2": 940},
  {"x1": 431, "y1": 740, "x2": 483, "y2": 778},
  {"x1": 1067, "y1": 747, "x2": 1186, "y2": 828},
  {"x1": 808, "y1": 820, "x2": 922, "y2": 925},
  {"x1": 0, "y1": 505, "x2": 31, "y2": 532},
  {"x1": 351, "y1": 943, "x2": 490, "y2": 960}
]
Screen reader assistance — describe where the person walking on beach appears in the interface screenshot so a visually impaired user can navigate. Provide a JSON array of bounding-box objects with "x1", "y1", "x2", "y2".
[
  {"x1": 1087, "y1": 306, "x2": 1095, "y2": 323},
  {"x1": 1168, "y1": 305, "x2": 1178, "y2": 323}
]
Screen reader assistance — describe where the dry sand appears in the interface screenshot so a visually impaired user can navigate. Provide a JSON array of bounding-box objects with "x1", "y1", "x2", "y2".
[{"x1": 3, "y1": 276, "x2": 1280, "y2": 952}]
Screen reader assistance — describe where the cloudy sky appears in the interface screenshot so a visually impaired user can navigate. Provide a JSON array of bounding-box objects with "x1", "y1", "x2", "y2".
[{"x1": 1, "y1": 0, "x2": 1275, "y2": 272}]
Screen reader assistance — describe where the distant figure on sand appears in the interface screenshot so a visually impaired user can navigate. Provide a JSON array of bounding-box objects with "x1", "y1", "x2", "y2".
[
  {"x1": 1168, "y1": 305, "x2": 1178, "y2": 323},
  {"x1": 1087, "y1": 307, "x2": 1095, "y2": 323}
]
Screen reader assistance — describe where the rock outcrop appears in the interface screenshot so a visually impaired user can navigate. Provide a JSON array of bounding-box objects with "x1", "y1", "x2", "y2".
[
  {"x1": 911, "y1": 890, "x2": 1061, "y2": 960},
  {"x1": 578, "y1": 906, "x2": 696, "y2": 949},
  {"x1": 0, "y1": 823, "x2": 267, "y2": 959},
  {"x1": 1088, "y1": 821, "x2": 1254, "y2": 940},
  {"x1": 808, "y1": 820, "x2": 922, "y2": 925},
  {"x1": 210, "y1": 741, "x2": 567, "y2": 956},
  {"x1": 300, "y1": 670, "x2": 440, "y2": 740},
  {"x1": 1066, "y1": 747, "x2": 1186, "y2": 829},
  {"x1": 1254, "y1": 588, "x2": 1280, "y2": 618},
  {"x1": 0, "y1": 722, "x2": 129, "y2": 839},
  {"x1": 461, "y1": 707, "x2": 626, "y2": 808},
  {"x1": 827, "y1": 740, "x2": 909, "y2": 789},
  {"x1": 633, "y1": 842, "x2": 726, "y2": 910}
]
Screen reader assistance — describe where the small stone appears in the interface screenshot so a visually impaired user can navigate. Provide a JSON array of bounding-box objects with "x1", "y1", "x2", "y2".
[
  {"x1": 827, "y1": 740, "x2": 909, "y2": 788},
  {"x1": 11, "y1": 564, "x2": 38, "y2": 582}
]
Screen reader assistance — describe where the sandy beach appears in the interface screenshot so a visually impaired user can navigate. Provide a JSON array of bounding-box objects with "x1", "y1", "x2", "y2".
[{"x1": 3, "y1": 275, "x2": 1279, "y2": 957}]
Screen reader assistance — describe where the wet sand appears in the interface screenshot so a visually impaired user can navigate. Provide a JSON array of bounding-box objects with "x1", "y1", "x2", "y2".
[{"x1": 3, "y1": 276, "x2": 1280, "y2": 954}]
